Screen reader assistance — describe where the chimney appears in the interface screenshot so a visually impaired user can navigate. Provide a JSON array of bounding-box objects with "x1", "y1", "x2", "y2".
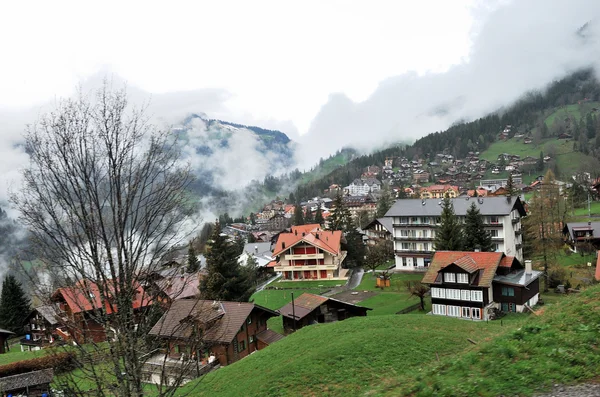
[
  {"x1": 474, "y1": 248, "x2": 480, "y2": 252},
  {"x1": 254, "y1": 245, "x2": 258, "y2": 254},
  {"x1": 525, "y1": 260, "x2": 532, "y2": 275}
]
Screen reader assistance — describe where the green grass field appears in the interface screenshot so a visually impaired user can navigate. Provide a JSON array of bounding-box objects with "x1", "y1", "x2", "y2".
[
  {"x1": 543, "y1": 102, "x2": 600, "y2": 128},
  {"x1": 178, "y1": 313, "x2": 528, "y2": 397}
]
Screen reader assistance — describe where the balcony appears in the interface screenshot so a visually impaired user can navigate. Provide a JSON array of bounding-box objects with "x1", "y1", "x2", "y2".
[
  {"x1": 284, "y1": 253, "x2": 325, "y2": 260},
  {"x1": 511, "y1": 218, "x2": 520, "y2": 224},
  {"x1": 393, "y1": 223, "x2": 438, "y2": 228},
  {"x1": 274, "y1": 264, "x2": 338, "y2": 272},
  {"x1": 394, "y1": 236, "x2": 433, "y2": 241},
  {"x1": 483, "y1": 222, "x2": 503, "y2": 227},
  {"x1": 491, "y1": 236, "x2": 503, "y2": 241},
  {"x1": 394, "y1": 249, "x2": 434, "y2": 255}
]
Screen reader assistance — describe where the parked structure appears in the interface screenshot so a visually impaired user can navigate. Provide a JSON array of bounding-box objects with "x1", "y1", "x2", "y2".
[
  {"x1": 272, "y1": 224, "x2": 347, "y2": 281},
  {"x1": 422, "y1": 251, "x2": 541, "y2": 320},
  {"x1": 277, "y1": 293, "x2": 371, "y2": 333},
  {"x1": 385, "y1": 196, "x2": 526, "y2": 269}
]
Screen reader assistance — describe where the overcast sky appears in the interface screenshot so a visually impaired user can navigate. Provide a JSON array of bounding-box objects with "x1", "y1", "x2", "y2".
[{"x1": 1, "y1": 0, "x2": 600, "y2": 192}]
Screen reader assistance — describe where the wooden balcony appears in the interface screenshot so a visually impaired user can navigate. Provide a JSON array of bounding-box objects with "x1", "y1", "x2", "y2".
[{"x1": 284, "y1": 253, "x2": 325, "y2": 260}]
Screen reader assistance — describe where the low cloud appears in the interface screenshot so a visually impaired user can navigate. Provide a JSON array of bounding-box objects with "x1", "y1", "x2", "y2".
[{"x1": 297, "y1": 0, "x2": 600, "y2": 166}]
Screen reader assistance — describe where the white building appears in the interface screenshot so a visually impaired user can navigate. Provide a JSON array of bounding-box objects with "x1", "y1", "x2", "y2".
[
  {"x1": 384, "y1": 196, "x2": 526, "y2": 270},
  {"x1": 344, "y1": 178, "x2": 381, "y2": 196}
]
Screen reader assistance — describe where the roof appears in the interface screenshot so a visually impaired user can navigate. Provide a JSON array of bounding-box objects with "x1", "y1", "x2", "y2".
[
  {"x1": 422, "y1": 251, "x2": 507, "y2": 287},
  {"x1": 385, "y1": 196, "x2": 526, "y2": 217},
  {"x1": 0, "y1": 328, "x2": 14, "y2": 336},
  {"x1": 52, "y1": 279, "x2": 151, "y2": 315},
  {"x1": 493, "y1": 269, "x2": 543, "y2": 287},
  {"x1": 156, "y1": 272, "x2": 202, "y2": 300},
  {"x1": 255, "y1": 329, "x2": 285, "y2": 345},
  {"x1": 563, "y1": 222, "x2": 600, "y2": 240},
  {"x1": 363, "y1": 217, "x2": 393, "y2": 234},
  {"x1": 277, "y1": 293, "x2": 371, "y2": 321},
  {"x1": 242, "y1": 242, "x2": 273, "y2": 257},
  {"x1": 272, "y1": 228, "x2": 342, "y2": 257},
  {"x1": 28, "y1": 304, "x2": 61, "y2": 325},
  {"x1": 0, "y1": 369, "x2": 54, "y2": 391},
  {"x1": 149, "y1": 300, "x2": 279, "y2": 344}
]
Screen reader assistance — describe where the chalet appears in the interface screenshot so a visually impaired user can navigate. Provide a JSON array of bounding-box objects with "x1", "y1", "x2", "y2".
[
  {"x1": 362, "y1": 218, "x2": 393, "y2": 245},
  {"x1": 148, "y1": 300, "x2": 281, "y2": 369},
  {"x1": 412, "y1": 170, "x2": 430, "y2": 183},
  {"x1": 423, "y1": 252, "x2": 542, "y2": 320},
  {"x1": 524, "y1": 137, "x2": 532, "y2": 144},
  {"x1": 51, "y1": 279, "x2": 152, "y2": 344},
  {"x1": 21, "y1": 304, "x2": 61, "y2": 351},
  {"x1": 272, "y1": 224, "x2": 347, "y2": 281},
  {"x1": 419, "y1": 185, "x2": 459, "y2": 199},
  {"x1": 385, "y1": 196, "x2": 527, "y2": 269},
  {"x1": 563, "y1": 222, "x2": 600, "y2": 252},
  {"x1": 0, "y1": 369, "x2": 54, "y2": 396},
  {"x1": 277, "y1": 293, "x2": 371, "y2": 333}
]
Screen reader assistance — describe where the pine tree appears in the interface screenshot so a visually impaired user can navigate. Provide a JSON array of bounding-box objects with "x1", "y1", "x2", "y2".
[
  {"x1": 314, "y1": 207, "x2": 324, "y2": 225},
  {"x1": 343, "y1": 219, "x2": 365, "y2": 269},
  {"x1": 463, "y1": 202, "x2": 493, "y2": 252},
  {"x1": 293, "y1": 204, "x2": 305, "y2": 226},
  {"x1": 376, "y1": 184, "x2": 393, "y2": 218},
  {"x1": 0, "y1": 275, "x2": 31, "y2": 334},
  {"x1": 201, "y1": 222, "x2": 254, "y2": 302},
  {"x1": 434, "y1": 196, "x2": 464, "y2": 251},
  {"x1": 506, "y1": 174, "x2": 517, "y2": 196},
  {"x1": 304, "y1": 209, "x2": 314, "y2": 224},
  {"x1": 328, "y1": 193, "x2": 352, "y2": 231},
  {"x1": 186, "y1": 243, "x2": 199, "y2": 273}
]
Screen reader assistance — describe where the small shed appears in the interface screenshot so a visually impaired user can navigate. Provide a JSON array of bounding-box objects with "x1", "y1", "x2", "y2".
[
  {"x1": 0, "y1": 328, "x2": 14, "y2": 354},
  {"x1": 0, "y1": 369, "x2": 54, "y2": 396}
]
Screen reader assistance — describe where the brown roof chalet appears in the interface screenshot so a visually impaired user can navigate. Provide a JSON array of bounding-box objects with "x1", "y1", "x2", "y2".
[{"x1": 422, "y1": 251, "x2": 514, "y2": 287}]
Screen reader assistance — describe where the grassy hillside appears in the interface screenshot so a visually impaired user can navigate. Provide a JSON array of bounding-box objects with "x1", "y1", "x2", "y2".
[
  {"x1": 177, "y1": 313, "x2": 527, "y2": 396},
  {"x1": 177, "y1": 284, "x2": 600, "y2": 397}
]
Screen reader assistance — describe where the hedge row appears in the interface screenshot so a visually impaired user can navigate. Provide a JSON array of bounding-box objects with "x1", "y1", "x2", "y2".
[{"x1": 0, "y1": 351, "x2": 77, "y2": 377}]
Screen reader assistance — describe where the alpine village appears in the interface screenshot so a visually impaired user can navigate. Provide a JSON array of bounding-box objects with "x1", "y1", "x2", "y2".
[{"x1": 2, "y1": 72, "x2": 600, "y2": 397}]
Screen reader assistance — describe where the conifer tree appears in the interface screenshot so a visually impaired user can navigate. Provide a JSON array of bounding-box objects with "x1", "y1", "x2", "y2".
[
  {"x1": 434, "y1": 196, "x2": 464, "y2": 251},
  {"x1": 201, "y1": 222, "x2": 254, "y2": 302},
  {"x1": 328, "y1": 193, "x2": 352, "y2": 231},
  {"x1": 0, "y1": 275, "x2": 31, "y2": 334},
  {"x1": 343, "y1": 218, "x2": 365, "y2": 269},
  {"x1": 376, "y1": 184, "x2": 393, "y2": 218},
  {"x1": 293, "y1": 204, "x2": 305, "y2": 226},
  {"x1": 463, "y1": 202, "x2": 493, "y2": 252},
  {"x1": 186, "y1": 243, "x2": 200, "y2": 273},
  {"x1": 314, "y1": 207, "x2": 324, "y2": 225},
  {"x1": 506, "y1": 174, "x2": 517, "y2": 196}
]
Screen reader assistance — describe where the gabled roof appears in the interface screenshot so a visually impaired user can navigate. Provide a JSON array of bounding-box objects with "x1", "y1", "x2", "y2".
[
  {"x1": 363, "y1": 217, "x2": 393, "y2": 234},
  {"x1": 385, "y1": 196, "x2": 526, "y2": 217},
  {"x1": 277, "y1": 293, "x2": 371, "y2": 321},
  {"x1": 149, "y1": 300, "x2": 279, "y2": 344},
  {"x1": 155, "y1": 272, "x2": 202, "y2": 300},
  {"x1": 256, "y1": 329, "x2": 285, "y2": 345},
  {"x1": 272, "y1": 228, "x2": 342, "y2": 257},
  {"x1": 0, "y1": 369, "x2": 54, "y2": 391},
  {"x1": 27, "y1": 304, "x2": 61, "y2": 325},
  {"x1": 563, "y1": 222, "x2": 600, "y2": 240},
  {"x1": 52, "y1": 279, "x2": 151, "y2": 315},
  {"x1": 422, "y1": 251, "x2": 507, "y2": 287}
]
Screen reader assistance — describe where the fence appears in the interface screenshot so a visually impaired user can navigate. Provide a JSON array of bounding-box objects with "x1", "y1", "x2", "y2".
[{"x1": 396, "y1": 303, "x2": 422, "y2": 314}]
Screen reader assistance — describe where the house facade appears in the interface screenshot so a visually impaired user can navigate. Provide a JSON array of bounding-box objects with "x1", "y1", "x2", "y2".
[
  {"x1": 362, "y1": 218, "x2": 393, "y2": 245},
  {"x1": 419, "y1": 185, "x2": 459, "y2": 199},
  {"x1": 423, "y1": 252, "x2": 541, "y2": 320},
  {"x1": 21, "y1": 304, "x2": 61, "y2": 351},
  {"x1": 344, "y1": 178, "x2": 381, "y2": 196},
  {"x1": 385, "y1": 196, "x2": 527, "y2": 270},
  {"x1": 272, "y1": 224, "x2": 347, "y2": 281},
  {"x1": 146, "y1": 300, "x2": 281, "y2": 384},
  {"x1": 562, "y1": 222, "x2": 600, "y2": 253}
]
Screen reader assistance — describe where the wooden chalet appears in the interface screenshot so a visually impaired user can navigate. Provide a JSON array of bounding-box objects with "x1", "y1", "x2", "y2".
[
  {"x1": 423, "y1": 252, "x2": 541, "y2": 320},
  {"x1": 0, "y1": 328, "x2": 14, "y2": 354},
  {"x1": 277, "y1": 293, "x2": 371, "y2": 333},
  {"x1": 21, "y1": 304, "x2": 61, "y2": 351},
  {"x1": 148, "y1": 300, "x2": 282, "y2": 368},
  {"x1": 0, "y1": 369, "x2": 54, "y2": 396}
]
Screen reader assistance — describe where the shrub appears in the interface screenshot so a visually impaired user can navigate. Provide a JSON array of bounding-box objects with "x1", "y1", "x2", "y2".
[{"x1": 0, "y1": 351, "x2": 76, "y2": 377}]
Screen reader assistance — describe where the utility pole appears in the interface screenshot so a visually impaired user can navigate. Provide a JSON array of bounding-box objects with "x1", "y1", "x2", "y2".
[
  {"x1": 291, "y1": 292, "x2": 297, "y2": 331},
  {"x1": 588, "y1": 192, "x2": 592, "y2": 219}
]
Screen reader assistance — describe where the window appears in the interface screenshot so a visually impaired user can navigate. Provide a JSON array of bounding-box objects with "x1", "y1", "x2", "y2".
[
  {"x1": 490, "y1": 216, "x2": 499, "y2": 224},
  {"x1": 249, "y1": 335, "x2": 255, "y2": 343},
  {"x1": 461, "y1": 307, "x2": 470, "y2": 318},
  {"x1": 247, "y1": 317, "x2": 252, "y2": 325},
  {"x1": 447, "y1": 305, "x2": 460, "y2": 317},
  {"x1": 501, "y1": 287, "x2": 515, "y2": 297},
  {"x1": 471, "y1": 308, "x2": 481, "y2": 319},
  {"x1": 411, "y1": 217, "x2": 419, "y2": 224},
  {"x1": 460, "y1": 290, "x2": 471, "y2": 301},
  {"x1": 421, "y1": 217, "x2": 429, "y2": 224},
  {"x1": 432, "y1": 304, "x2": 446, "y2": 315},
  {"x1": 446, "y1": 289, "x2": 461, "y2": 300},
  {"x1": 471, "y1": 291, "x2": 483, "y2": 302},
  {"x1": 413, "y1": 258, "x2": 418, "y2": 267},
  {"x1": 489, "y1": 229, "x2": 499, "y2": 237},
  {"x1": 492, "y1": 243, "x2": 499, "y2": 252},
  {"x1": 431, "y1": 288, "x2": 446, "y2": 299},
  {"x1": 238, "y1": 339, "x2": 246, "y2": 353},
  {"x1": 402, "y1": 257, "x2": 407, "y2": 267},
  {"x1": 456, "y1": 273, "x2": 468, "y2": 284},
  {"x1": 399, "y1": 217, "x2": 408, "y2": 224},
  {"x1": 444, "y1": 273, "x2": 456, "y2": 283},
  {"x1": 400, "y1": 230, "x2": 409, "y2": 237},
  {"x1": 423, "y1": 243, "x2": 429, "y2": 251}
]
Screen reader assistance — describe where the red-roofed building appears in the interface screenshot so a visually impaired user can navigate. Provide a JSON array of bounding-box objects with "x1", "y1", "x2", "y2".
[
  {"x1": 272, "y1": 225, "x2": 347, "y2": 281},
  {"x1": 424, "y1": 251, "x2": 541, "y2": 320},
  {"x1": 420, "y1": 185, "x2": 459, "y2": 199},
  {"x1": 51, "y1": 279, "x2": 152, "y2": 343}
]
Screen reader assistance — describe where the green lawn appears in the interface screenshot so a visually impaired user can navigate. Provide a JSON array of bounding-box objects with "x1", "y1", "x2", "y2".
[
  {"x1": 0, "y1": 348, "x2": 47, "y2": 366},
  {"x1": 358, "y1": 293, "x2": 421, "y2": 315},
  {"x1": 572, "y1": 201, "x2": 600, "y2": 217},
  {"x1": 177, "y1": 313, "x2": 528, "y2": 397},
  {"x1": 543, "y1": 101, "x2": 600, "y2": 128}
]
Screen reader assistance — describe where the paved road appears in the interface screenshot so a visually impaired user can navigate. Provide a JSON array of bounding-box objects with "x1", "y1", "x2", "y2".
[
  {"x1": 323, "y1": 268, "x2": 364, "y2": 296},
  {"x1": 255, "y1": 273, "x2": 281, "y2": 293}
]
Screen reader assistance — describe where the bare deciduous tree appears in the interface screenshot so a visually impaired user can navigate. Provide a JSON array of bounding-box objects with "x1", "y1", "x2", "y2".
[{"x1": 12, "y1": 83, "x2": 204, "y2": 396}]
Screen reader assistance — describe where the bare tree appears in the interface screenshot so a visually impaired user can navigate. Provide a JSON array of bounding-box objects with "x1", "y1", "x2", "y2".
[
  {"x1": 405, "y1": 281, "x2": 430, "y2": 311},
  {"x1": 12, "y1": 83, "x2": 202, "y2": 396}
]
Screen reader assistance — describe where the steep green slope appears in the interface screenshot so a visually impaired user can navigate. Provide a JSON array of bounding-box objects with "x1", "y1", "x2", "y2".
[{"x1": 177, "y1": 313, "x2": 527, "y2": 397}]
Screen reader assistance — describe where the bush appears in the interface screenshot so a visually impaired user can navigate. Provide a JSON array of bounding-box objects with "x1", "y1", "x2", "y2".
[
  {"x1": 548, "y1": 268, "x2": 567, "y2": 288},
  {"x1": 0, "y1": 351, "x2": 76, "y2": 377}
]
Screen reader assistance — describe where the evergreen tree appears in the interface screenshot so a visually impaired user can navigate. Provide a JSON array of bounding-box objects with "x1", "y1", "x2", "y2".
[
  {"x1": 304, "y1": 209, "x2": 314, "y2": 224},
  {"x1": 343, "y1": 219, "x2": 365, "y2": 269},
  {"x1": 434, "y1": 196, "x2": 464, "y2": 251},
  {"x1": 314, "y1": 207, "x2": 324, "y2": 225},
  {"x1": 186, "y1": 243, "x2": 199, "y2": 273},
  {"x1": 293, "y1": 204, "x2": 305, "y2": 226},
  {"x1": 463, "y1": 202, "x2": 493, "y2": 252},
  {"x1": 328, "y1": 193, "x2": 352, "y2": 231},
  {"x1": 201, "y1": 222, "x2": 254, "y2": 302},
  {"x1": 0, "y1": 275, "x2": 31, "y2": 334},
  {"x1": 506, "y1": 174, "x2": 517, "y2": 196},
  {"x1": 376, "y1": 184, "x2": 393, "y2": 218}
]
